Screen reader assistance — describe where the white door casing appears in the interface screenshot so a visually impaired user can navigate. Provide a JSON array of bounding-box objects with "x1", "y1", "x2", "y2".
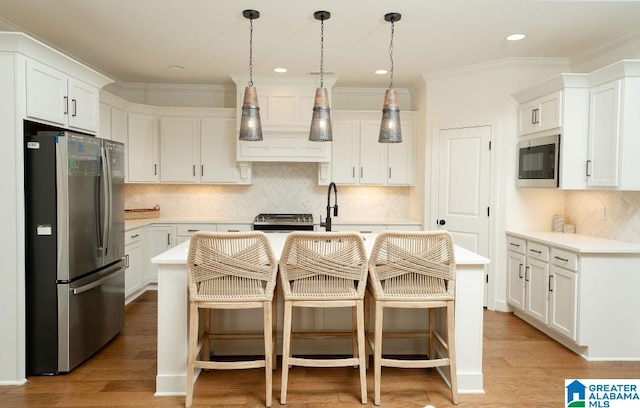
[{"x1": 436, "y1": 126, "x2": 491, "y2": 305}]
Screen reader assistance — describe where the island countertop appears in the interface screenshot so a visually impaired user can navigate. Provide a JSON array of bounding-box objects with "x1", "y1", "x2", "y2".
[{"x1": 152, "y1": 232, "x2": 489, "y2": 266}]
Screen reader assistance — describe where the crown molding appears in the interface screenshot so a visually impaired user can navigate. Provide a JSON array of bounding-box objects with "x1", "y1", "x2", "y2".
[
  {"x1": 332, "y1": 87, "x2": 410, "y2": 98},
  {"x1": 421, "y1": 58, "x2": 570, "y2": 82},
  {"x1": 570, "y1": 26, "x2": 640, "y2": 68}
]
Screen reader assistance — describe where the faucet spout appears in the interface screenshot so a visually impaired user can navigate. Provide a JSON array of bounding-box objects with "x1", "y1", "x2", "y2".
[{"x1": 322, "y1": 182, "x2": 338, "y2": 231}]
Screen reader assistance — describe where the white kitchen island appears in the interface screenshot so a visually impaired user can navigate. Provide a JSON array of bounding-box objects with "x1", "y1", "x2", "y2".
[{"x1": 151, "y1": 233, "x2": 489, "y2": 397}]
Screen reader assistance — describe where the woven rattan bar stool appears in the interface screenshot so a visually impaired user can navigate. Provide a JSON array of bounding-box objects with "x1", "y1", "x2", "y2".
[
  {"x1": 367, "y1": 230, "x2": 458, "y2": 405},
  {"x1": 279, "y1": 231, "x2": 368, "y2": 405},
  {"x1": 185, "y1": 231, "x2": 278, "y2": 408}
]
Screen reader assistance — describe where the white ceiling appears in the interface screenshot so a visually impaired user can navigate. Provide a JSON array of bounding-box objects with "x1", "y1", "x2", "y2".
[{"x1": 1, "y1": 0, "x2": 640, "y2": 88}]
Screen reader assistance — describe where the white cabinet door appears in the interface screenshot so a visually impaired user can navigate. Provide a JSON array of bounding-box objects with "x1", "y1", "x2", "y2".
[
  {"x1": 387, "y1": 119, "x2": 415, "y2": 185},
  {"x1": 525, "y1": 258, "x2": 549, "y2": 324},
  {"x1": 145, "y1": 225, "x2": 175, "y2": 283},
  {"x1": 128, "y1": 113, "x2": 159, "y2": 182},
  {"x1": 517, "y1": 91, "x2": 562, "y2": 136},
  {"x1": 200, "y1": 117, "x2": 242, "y2": 183},
  {"x1": 26, "y1": 59, "x2": 68, "y2": 127},
  {"x1": 99, "y1": 102, "x2": 111, "y2": 139},
  {"x1": 587, "y1": 80, "x2": 621, "y2": 188},
  {"x1": 160, "y1": 117, "x2": 199, "y2": 183},
  {"x1": 507, "y1": 251, "x2": 526, "y2": 311},
  {"x1": 359, "y1": 121, "x2": 386, "y2": 185},
  {"x1": 124, "y1": 230, "x2": 144, "y2": 302},
  {"x1": 110, "y1": 106, "x2": 127, "y2": 145},
  {"x1": 331, "y1": 120, "x2": 360, "y2": 185},
  {"x1": 67, "y1": 77, "x2": 99, "y2": 132},
  {"x1": 548, "y1": 265, "x2": 578, "y2": 341},
  {"x1": 25, "y1": 59, "x2": 99, "y2": 133}
]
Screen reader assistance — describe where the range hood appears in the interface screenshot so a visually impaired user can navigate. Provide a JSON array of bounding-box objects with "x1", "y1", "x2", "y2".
[{"x1": 232, "y1": 76, "x2": 336, "y2": 162}]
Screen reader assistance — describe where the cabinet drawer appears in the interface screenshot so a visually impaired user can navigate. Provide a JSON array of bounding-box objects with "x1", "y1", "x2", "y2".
[
  {"x1": 125, "y1": 228, "x2": 143, "y2": 245},
  {"x1": 527, "y1": 241, "x2": 549, "y2": 261},
  {"x1": 176, "y1": 223, "x2": 217, "y2": 236},
  {"x1": 217, "y1": 223, "x2": 252, "y2": 232},
  {"x1": 507, "y1": 235, "x2": 526, "y2": 255},
  {"x1": 550, "y1": 247, "x2": 578, "y2": 271}
]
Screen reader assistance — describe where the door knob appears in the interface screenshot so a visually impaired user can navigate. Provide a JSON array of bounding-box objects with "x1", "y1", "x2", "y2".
[{"x1": 438, "y1": 219, "x2": 446, "y2": 226}]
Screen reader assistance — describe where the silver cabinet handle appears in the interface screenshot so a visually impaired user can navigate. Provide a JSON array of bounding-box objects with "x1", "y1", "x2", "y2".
[
  {"x1": 154, "y1": 164, "x2": 157, "y2": 176},
  {"x1": 509, "y1": 242, "x2": 520, "y2": 248},
  {"x1": 201, "y1": 165, "x2": 204, "y2": 176},
  {"x1": 193, "y1": 165, "x2": 195, "y2": 176},
  {"x1": 352, "y1": 167, "x2": 355, "y2": 178},
  {"x1": 388, "y1": 167, "x2": 391, "y2": 179},
  {"x1": 187, "y1": 229, "x2": 200, "y2": 232},
  {"x1": 586, "y1": 160, "x2": 592, "y2": 177},
  {"x1": 548, "y1": 275, "x2": 554, "y2": 292},
  {"x1": 530, "y1": 249, "x2": 542, "y2": 254},
  {"x1": 167, "y1": 233, "x2": 171, "y2": 246},
  {"x1": 554, "y1": 256, "x2": 569, "y2": 262},
  {"x1": 360, "y1": 167, "x2": 363, "y2": 178},
  {"x1": 63, "y1": 96, "x2": 69, "y2": 114},
  {"x1": 524, "y1": 266, "x2": 530, "y2": 282},
  {"x1": 518, "y1": 264, "x2": 523, "y2": 279},
  {"x1": 130, "y1": 233, "x2": 139, "y2": 239},
  {"x1": 124, "y1": 253, "x2": 130, "y2": 268},
  {"x1": 71, "y1": 99, "x2": 77, "y2": 117}
]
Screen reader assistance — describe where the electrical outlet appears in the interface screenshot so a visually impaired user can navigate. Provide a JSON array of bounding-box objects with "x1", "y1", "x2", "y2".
[
  {"x1": 219, "y1": 195, "x2": 226, "y2": 204},
  {"x1": 132, "y1": 194, "x2": 140, "y2": 203},
  {"x1": 361, "y1": 195, "x2": 368, "y2": 206},
  {"x1": 599, "y1": 206, "x2": 607, "y2": 220}
]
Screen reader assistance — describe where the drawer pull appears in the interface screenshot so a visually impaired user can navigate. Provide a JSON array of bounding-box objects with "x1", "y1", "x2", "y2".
[
  {"x1": 509, "y1": 242, "x2": 520, "y2": 247},
  {"x1": 529, "y1": 249, "x2": 542, "y2": 254},
  {"x1": 187, "y1": 229, "x2": 200, "y2": 232},
  {"x1": 554, "y1": 256, "x2": 569, "y2": 262},
  {"x1": 130, "y1": 234, "x2": 140, "y2": 239},
  {"x1": 227, "y1": 229, "x2": 240, "y2": 232}
]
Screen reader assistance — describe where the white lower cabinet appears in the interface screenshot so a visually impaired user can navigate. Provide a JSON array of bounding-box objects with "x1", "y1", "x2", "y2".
[
  {"x1": 124, "y1": 228, "x2": 144, "y2": 304},
  {"x1": 145, "y1": 225, "x2": 175, "y2": 283},
  {"x1": 506, "y1": 232, "x2": 640, "y2": 360},
  {"x1": 507, "y1": 234, "x2": 573, "y2": 336}
]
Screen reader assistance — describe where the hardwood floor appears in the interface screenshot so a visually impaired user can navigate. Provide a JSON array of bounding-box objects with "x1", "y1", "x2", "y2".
[{"x1": 2, "y1": 291, "x2": 639, "y2": 407}]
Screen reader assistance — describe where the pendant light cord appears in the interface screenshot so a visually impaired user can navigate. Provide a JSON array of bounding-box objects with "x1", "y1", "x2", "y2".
[
  {"x1": 389, "y1": 20, "x2": 395, "y2": 89},
  {"x1": 248, "y1": 17, "x2": 254, "y2": 86},
  {"x1": 320, "y1": 17, "x2": 325, "y2": 88}
]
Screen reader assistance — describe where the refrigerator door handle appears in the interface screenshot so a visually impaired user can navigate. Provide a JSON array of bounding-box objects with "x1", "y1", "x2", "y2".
[{"x1": 99, "y1": 146, "x2": 113, "y2": 258}]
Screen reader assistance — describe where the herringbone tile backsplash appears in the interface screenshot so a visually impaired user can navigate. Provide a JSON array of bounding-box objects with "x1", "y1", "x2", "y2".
[
  {"x1": 565, "y1": 191, "x2": 640, "y2": 244},
  {"x1": 124, "y1": 162, "x2": 411, "y2": 222}
]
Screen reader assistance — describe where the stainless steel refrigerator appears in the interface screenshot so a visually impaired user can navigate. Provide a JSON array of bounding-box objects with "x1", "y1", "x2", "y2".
[{"x1": 24, "y1": 130, "x2": 126, "y2": 375}]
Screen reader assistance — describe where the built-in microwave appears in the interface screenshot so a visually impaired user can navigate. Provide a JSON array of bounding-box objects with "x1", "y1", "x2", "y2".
[{"x1": 517, "y1": 134, "x2": 560, "y2": 188}]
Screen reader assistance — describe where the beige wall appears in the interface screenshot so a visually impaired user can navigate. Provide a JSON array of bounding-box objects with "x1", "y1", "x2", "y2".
[{"x1": 565, "y1": 191, "x2": 640, "y2": 245}]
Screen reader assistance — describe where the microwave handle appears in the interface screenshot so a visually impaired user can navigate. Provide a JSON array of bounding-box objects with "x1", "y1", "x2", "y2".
[{"x1": 586, "y1": 160, "x2": 592, "y2": 177}]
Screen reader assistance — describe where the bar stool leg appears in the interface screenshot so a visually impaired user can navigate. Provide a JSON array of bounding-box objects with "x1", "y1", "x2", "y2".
[
  {"x1": 280, "y1": 300, "x2": 293, "y2": 405},
  {"x1": 356, "y1": 299, "x2": 367, "y2": 404},
  {"x1": 373, "y1": 300, "x2": 383, "y2": 406}
]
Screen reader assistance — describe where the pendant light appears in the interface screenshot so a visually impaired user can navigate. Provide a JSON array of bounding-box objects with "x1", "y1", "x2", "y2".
[
  {"x1": 379, "y1": 12, "x2": 402, "y2": 143},
  {"x1": 309, "y1": 11, "x2": 333, "y2": 142},
  {"x1": 239, "y1": 9, "x2": 263, "y2": 141}
]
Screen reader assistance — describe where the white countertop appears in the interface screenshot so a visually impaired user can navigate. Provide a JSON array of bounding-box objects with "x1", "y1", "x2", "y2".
[
  {"x1": 506, "y1": 230, "x2": 640, "y2": 254},
  {"x1": 151, "y1": 232, "x2": 490, "y2": 266}
]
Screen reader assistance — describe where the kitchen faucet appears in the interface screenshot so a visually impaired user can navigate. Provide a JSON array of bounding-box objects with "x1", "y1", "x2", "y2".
[{"x1": 320, "y1": 182, "x2": 338, "y2": 231}]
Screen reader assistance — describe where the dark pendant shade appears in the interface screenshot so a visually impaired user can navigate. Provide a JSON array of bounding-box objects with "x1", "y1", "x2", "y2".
[
  {"x1": 239, "y1": 85, "x2": 263, "y2": 141},
  {"x1": 379, "y1": 88, "x2": 402, "y2": 143},
  {"x1": 309, "y1": 87, "x2": 332, "y2": 142}
]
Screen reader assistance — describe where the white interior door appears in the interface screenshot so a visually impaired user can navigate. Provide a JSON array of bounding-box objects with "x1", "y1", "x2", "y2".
[{"x1": 437, "y1": 126, "x2": 491, "y2": 305}]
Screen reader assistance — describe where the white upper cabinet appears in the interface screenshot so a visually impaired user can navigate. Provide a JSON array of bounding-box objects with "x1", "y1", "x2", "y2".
[
  {"x1": 157, "y1": 111, "x2": 250, "y2": 184},
  {"x1": 160, "y1": 117, "x2": 199, "y2": 183},
  {"x1": 517, "y1": 91, "x2": 562, "y2": 136},
  {"x1": 201, "y1": 116, "x2": 249, "y2": 184},
  {"x1": 586, "y1": 73, "x2": 640, "y2": 190},
  {"x1": 26, "y1": 59, "x2": 100, "y2": 133},
  {"x1": 330, "y1": 111, "x2": 416, "y2": 186},
  {"x1": 127, "y1": 113, "x2": 159, "y2": 182}
]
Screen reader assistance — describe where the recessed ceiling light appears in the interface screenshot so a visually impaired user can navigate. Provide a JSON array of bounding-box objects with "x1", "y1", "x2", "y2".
[
  {"x1": 274, "y1": 67, "x2": 287, "y2": 73},
  {"x1": 374, "y1": 69, "x2": 388, "y2": 75},
  {"x1": 169, "y1": 65, "x2": 185, "y2": 70},
  {"x1": 506, "y1": 33, "x2": 526, "y2": 41}
]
